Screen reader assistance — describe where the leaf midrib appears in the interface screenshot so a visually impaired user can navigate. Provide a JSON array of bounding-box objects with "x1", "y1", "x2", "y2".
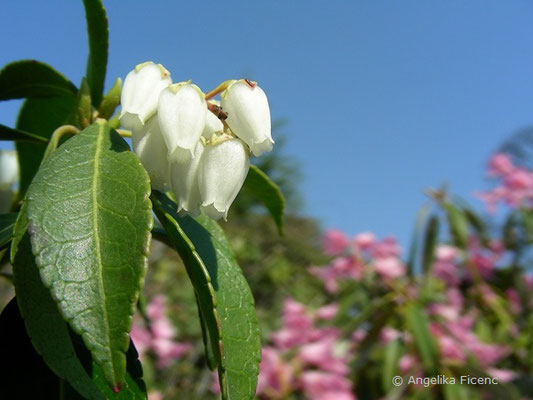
[{"x1": 92, "y1": 123, "x2": 115, "y2": 380}]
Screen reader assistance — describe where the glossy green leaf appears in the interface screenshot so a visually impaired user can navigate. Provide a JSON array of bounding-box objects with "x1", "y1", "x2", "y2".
[
  {"x1": 83, "y1": 0, "x2": 109, "y2": 107},
  {"x1": 0, "y1": 124, "x2": 48, "y2": 143},
  {"x1": 0, "y1": 212, "x2": 17, "y2": 248},
  {"x1": 443, "y1": 203, "x2": 468, "y2": 248},
  {"x1": 11, "y1": 202, "x2": 104, "y2": 400},
  {"x1": 25, "y1": 121, "x2": 152, "y2": 388},
  {"x1": 152, "y1": 191, "x2": 261, "y2": 400},
  {"x1": 0, "y1": 60, "x2": 77, "y2": 101},
  {"x1": 406, "y1": 304, "x2": 438, "y2": 374},
  {"x1": 16, "y1": 96, "x2": 78, "y2": 197},
  {"x1": 242, "y1": 165, "x2": 285, "y2": 235},
  {"x1": 421, "y1": 215, "x2": 439, "y2": 273}
]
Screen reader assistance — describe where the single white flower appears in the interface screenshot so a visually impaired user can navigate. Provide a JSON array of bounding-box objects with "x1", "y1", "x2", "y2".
[
  {"x1": 170, "y1": 140, "x2": 205, "y2": 216},
  {"x1": 158, "y1": 82, "x2": 207, "y2": 164},
  {"x1": 132, "y1": 116, "x2": 169, "y2": 190},
  {"x1": 221, "y1": 79, "x2": 273, "y2": 156},
  {"x1": 198, "y1": 138, "x2": 250, "y2": 220},
  {"x1": 120, "y1": 61, "x2": 171, "y2": 131}
]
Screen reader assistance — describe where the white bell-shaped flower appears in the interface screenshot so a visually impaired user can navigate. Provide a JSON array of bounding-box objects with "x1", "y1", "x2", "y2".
[
  {"x1": 170, "y1": 140, "x2": 205, "y2": 216},
  {"x1": 221, "y1": 79, "x2": 273, "y2": 156},
  {"x1": 198, "y1": 138, "x2": 250, "y2": 220},
  {"x1": 132, "y1": 116, "x2": 169, "y2": 190},
  {"x1": 202, "y1": 108, "x2": 224, "y2": 140},
  {"x1": 0, "y1": 150, "x2": 19, "y2": 189},
  {"x1": 120, "y1": 62, "x2": 171, "y2": 131},
  {"x1": 158, "y1": 82, "x2": 207, "y2": 164}
]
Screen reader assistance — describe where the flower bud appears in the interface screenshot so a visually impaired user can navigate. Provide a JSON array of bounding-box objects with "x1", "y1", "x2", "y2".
[
  {"x1": 132, "y1": 116, "x2": 169, "y2": 190},
  {"x1": 120, "y1": 62, "x2": 171, "y2": 130},
  {"x1": 158, "y1": 83, "x2": 207, "y2": 164},
  {"x1": 0, "y1": 150, "x2": 18, "y2": 189},
  {"x1": 170, "y1": 140, "x2": 205, "y2": 216},
  {"x1": 221, "y1": 79, "x2": 273, "y2": 156},
  {"x1": 198, "y1": 138, "x2": 250, "y2": 220}
]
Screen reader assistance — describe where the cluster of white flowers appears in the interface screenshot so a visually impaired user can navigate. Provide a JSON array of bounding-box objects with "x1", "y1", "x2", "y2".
[{"x1": 119, "y1": 62, "x2": 274, "y2": 220}]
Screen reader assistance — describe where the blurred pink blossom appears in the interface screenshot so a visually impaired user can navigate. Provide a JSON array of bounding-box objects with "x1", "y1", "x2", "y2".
[
  {"x1": 488, "y1": 368, "x2": 517, "y2": 383},
  {"x1": 316, "y1": 303, "x2": 339, "y2": 320},
  {"x1": 380, "y1": 327, "x2": 402, "y2": 344},
  {"x1": 353, "y1": 232, "x2": 376, "y2": 251},
  {"x1": 130, "y1": 295, "x2": 192, "y2": 369},
  {"x1": 300, "y1": 371, "x2": 355, "y2": 400},
  {"x1": 374, "y1": 257, "x2": 405, "y2": 280},
  {"x1": 324, "y1": 229, "x2": 349, "y2": 256},
  {"x1": 488, "y1": 153, "x2": 514, "y2": 176},
  {"x1": 256, "y1": 347, "x2": 293, "y2": 397}
]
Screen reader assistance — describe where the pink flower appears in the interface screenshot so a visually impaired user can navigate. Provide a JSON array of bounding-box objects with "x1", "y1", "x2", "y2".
[
  {"x1": 298, "y1": 337, "x2": 348, "y2": 375},
  {"x1": 433, "y1": 259, "x2": 461, "y2": 286},
  {"x1": 316, "y1": 304, "x2": 339, "y2": 320},
  {"x1": 488, "y1": 153, "x2": 514, "y2": 176},
  {"x1": 353, "y1": 232, "x2": 376, "y2": 251},
  {"x1": 323, "y1": 229, "x2": 349, "y2": 256},
  {"x1": 436, "y1": 245, "x2": 459, "y2": 262},
  {"x1": 439, "y1": 335, "x2": 465, "y2": 362},
  {"x1": 374, "y1": 257, "x2": 405, "y2": 280},
  {"x1": 256, "y1": 347, "x2": 293, "y2": 397},
  {"x1": 300, "y1": 371, "x2": 355, "y2": 400},
  {"x1": 351, "y1": 329, "x2": 367, "y2": 345},
  {"x1": 398, "y1": 354, "x2": 417, "y2": 374},
  {"x1": 380, "y1": 327, "x2": 402, "y2": 344},
  {"x1": 130, "y1": 323, "x2": 151, "y2": 357},
  {"x1": 503, "y1": 168, "x2": 533, "y2": 191},
  {"x1": 468, "y1": 341, "x2": 509, "y2": 368},
  {"x1": 487, "y1": 368, "x2": 517, "y2": 383},
  {"x1": 153, "y1": 340, "x2": 192, "y2": 369},
  {"x1": 146, "y1": 295, "x2": 166, "y2": 320},
  {"x1": 370, "y1": 237, "x2": 402, "y2": 259},
  {"x1": 272, "y1": 298, "x2": 314, "y2": 349}
]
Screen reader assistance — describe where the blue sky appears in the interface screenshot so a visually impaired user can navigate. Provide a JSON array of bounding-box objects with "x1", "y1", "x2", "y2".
[{"x1": 2, "y1": 1, "x2": 533, "y2": 248}]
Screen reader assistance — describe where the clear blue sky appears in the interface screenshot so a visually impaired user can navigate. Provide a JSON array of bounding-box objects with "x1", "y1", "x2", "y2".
[{"x1": 2, "y1": 1, "x2": 533, "y2": 249}]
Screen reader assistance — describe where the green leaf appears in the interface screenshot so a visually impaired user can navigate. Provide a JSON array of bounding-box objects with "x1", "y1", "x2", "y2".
[
  {"x1": 0, "y1": 60, "x2": 77, "y2": 101},
  {"x1": 242, "y1": 165, "x2": 285, "y2": 235},
  {"x1": 152, "y1": 191, "x2": 261, "y2": 400},
  {"x1": 443, "y1": 202, "x2": 469, "y2": 248},
  {"x1": 0, "y1": 212, "x2": 17, "y2": 248},
  {"x1": 25, "y1": 121, "x2": 152, "y2": 389},
  {"x1": 77, "y1": 78, "x2": 93, "y2": 129},
  {"x1": 98, "y1": 78, "x2": 122, "y2": 120},
  {"x1": 16, "y1": 97, "x2": 78, "y2": 197},
  {"x1": 197, "y1": 297, "x2": 218, "y2": 370},
  {"x1": 406, "y1": 304, "x2": 438, "y2": 374},
  {"x1": 406, "y1": 204, "x2": 431, "y2": 275},
  {"x1": 11, "y1": 202, "x2": 105, "y2": 400},
  {"x1": 382, "y1": 339, "x2": 401, "y2": 392},
  {"x1": 83, "y1": 0, "x2": 109, "y2": 107},
  {"x1": 463, "y1": 207, "x2": 490, "y2": 247},
  {"x1": 421, "y1": 215, "x2": 439, "y2": 273},
  {"x1": 0, "y1": 124, "x2": 48, "y2": 143}
]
